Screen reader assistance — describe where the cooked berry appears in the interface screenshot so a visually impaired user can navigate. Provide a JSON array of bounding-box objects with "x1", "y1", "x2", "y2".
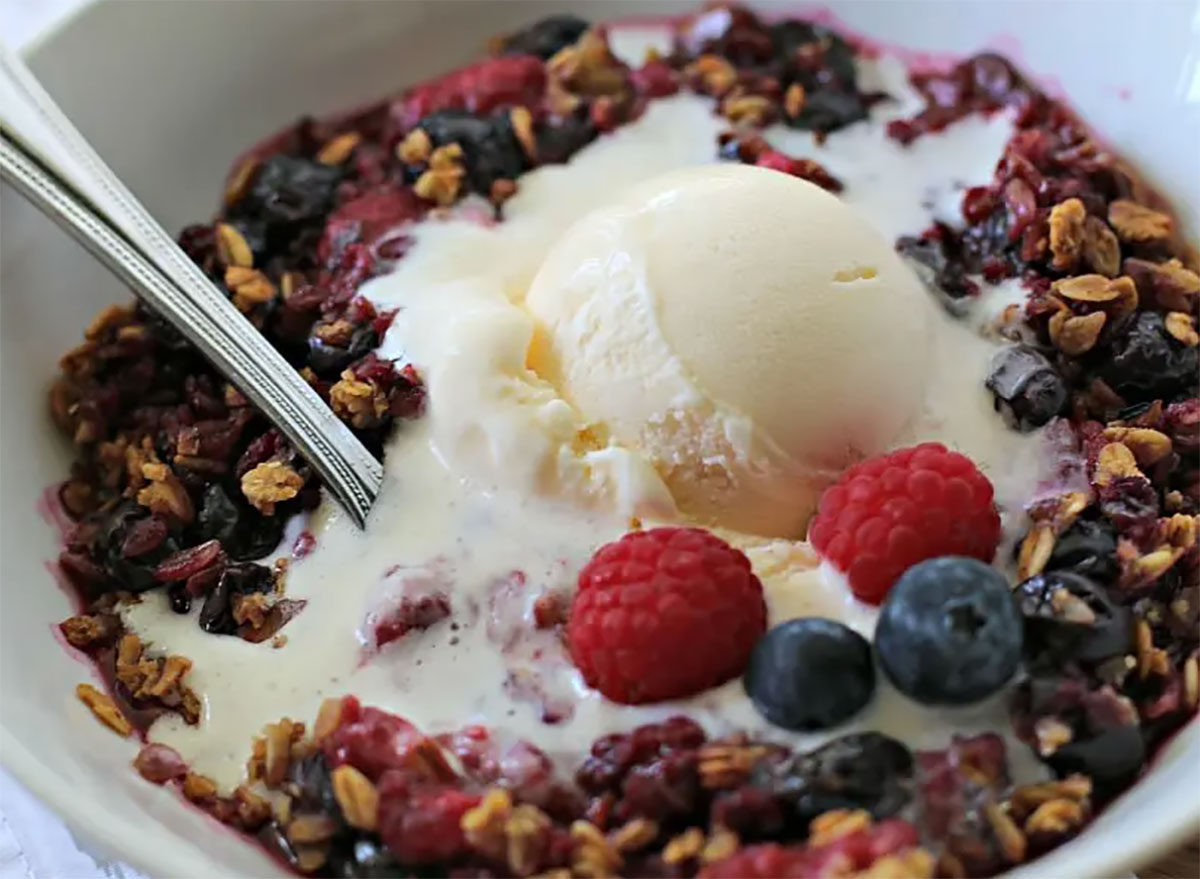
[
  {"x1": 568, "y1": 528, "x2": 766, "y2": 704},
  {"x1": 1100, "y1": 311, "x2": 1199, "y2": 402},
  {"x1": 1045, "y1": 518, "x2": 1119, "y2": 582},
  {"x1": 743, "y1": 619, "x2": 875, "y2": 731},
  {"x1": 417, "y1": 109, "x2": 526, "y2": 194},
  {"x1": 1012, "y1": 675, "x2": 1145, "y2": 797},
  {"x1": 895, "y1": 232, "x2": 980, "y2": 302},
  {"x1": 535, "y1": 112, "x2": 597, "y2": 164},
  {"x1": 985, "y1": 345, "x2": 1068, "y2": 431},
  {"x1": 876, "y1": 557, "x2": 1022, "y2": 704},
  {"x1": 1017, "y1": 571, "x2": 1130, "y2": 665},
  {"x1": 239, "y1": 155, "x2": 341, "y2": 226},
  {"x1": 500, "y1": 14, "x2": 590, "y2": 59},
  {"x1": 809, "y1": 443, "x2": 1001, "y2": 604},
  {"x1": 752, "y1": 733, "x2": 913, "y2": 825},
  {"x1": 378, "y1": 777, "x2": 478, "y2": 864}
]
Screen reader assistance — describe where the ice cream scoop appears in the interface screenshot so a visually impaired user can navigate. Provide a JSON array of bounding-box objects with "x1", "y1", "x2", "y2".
[{"x1": 525, "y1": 164, "x2": 935, "y2": 537}]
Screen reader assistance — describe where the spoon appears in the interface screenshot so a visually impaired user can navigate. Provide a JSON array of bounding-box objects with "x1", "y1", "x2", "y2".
[{"x1": 0, "y1": 44, "x2": 381, "y2": 528}]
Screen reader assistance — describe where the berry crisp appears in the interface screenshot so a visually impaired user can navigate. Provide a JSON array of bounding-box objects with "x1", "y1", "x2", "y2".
[{"x1": 46, "y1": 5, "x2": 1198, "y2": 878}]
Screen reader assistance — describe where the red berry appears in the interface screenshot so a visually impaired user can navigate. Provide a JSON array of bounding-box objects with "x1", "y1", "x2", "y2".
[
  {"x1": 378, "y1": 773, "x2": 479, "y2": 864},
  {"x1": 323, "y1": 705, "x2": 434, "y2": 781},
  {"x1": 700, "y1": 843, "x2": 808, "y2": 878},
  {"x1": 809, "y1": 443, "x2": 1001, "y2": 604},
  {"x1": 568, "y1": 527, "x2": 766, "y2": 704}
]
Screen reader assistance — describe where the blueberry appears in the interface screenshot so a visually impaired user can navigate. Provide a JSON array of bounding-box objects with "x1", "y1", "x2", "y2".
[
  {"x1": 500, "y1": 15, "x2": 590, "y2": 60},
  {"x1": 753, "y1": 732, "x2": 913, "y2": 825},
  {"x1": 418, "y1": 109, "x2": 526, "y2": 194},
  {"x1": 985, "y1": 345, "x2": 1067, "y2": 431},
  {"x1": 744, "y1": 618, "x2": 875, "y2": 731},
  {"x1": 1016, "y1": 571, "x2": 1130, "y2": 664},
  {"x1": 242, "y1": 155, "x2": 341, "y2": 226},
  {"x1": 875, "y1": 557, "x2": 1022, "y2": 705},
  {"x1": 1045, "y1": 518, "x2": 1118, "y2": 582},
  {"x1": 1100, "y1": 311, "x2": 1199, "y2": 403}
]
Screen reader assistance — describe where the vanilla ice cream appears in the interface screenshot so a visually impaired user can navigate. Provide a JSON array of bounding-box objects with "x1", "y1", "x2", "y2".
[{"x1": 526, "y1": 165, "x2": 935, "y2": 537}]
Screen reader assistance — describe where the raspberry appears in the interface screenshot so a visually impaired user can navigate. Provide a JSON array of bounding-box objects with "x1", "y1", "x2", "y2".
[
  {"x1": 808, "y1": 443, "x2": 1000, "y2": 604},
  {"x1": 567, "y1": 528, "x2": 766, "y2": 704},
  {"x1": 377, "y1": 774, "x2": 479, "y2": 864}
]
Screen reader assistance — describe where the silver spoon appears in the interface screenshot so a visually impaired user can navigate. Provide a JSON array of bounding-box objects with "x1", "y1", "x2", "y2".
[{"x1": 0, "y1": 44, "x2": 381, "y2": 528}]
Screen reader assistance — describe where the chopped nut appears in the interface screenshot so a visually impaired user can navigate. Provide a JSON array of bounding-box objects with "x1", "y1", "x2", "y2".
[
  {"x1": 1054, "y1": 273, "x2": 1123, "y2": 303},
  {"x1": 332, "y1": 764, "x2": 379, "y2": 831},
  {"x1": 548, "y1": 29, "x2": 629, "y2": 98},
  {"x1": 1034, "y1": 716, "x2": 1073, "y2": 756},
  {"x1": 260, "y1": 718, "x2": 299, "y2": 787},
  {"x1": 223, "y1": 156, "x2": 260, "y2": 207},
  {"x1": 662, "y1": 827, "x2": 705, "y2": 864},
  {"x1": 397, "y1": 128, "x2": 432, "y2": 164},
  {"x1": 506, "y1": 804, "x2": 552, "y2": 876},
  {"x1": 1165, "y1": 311, "x2": 1199, "y2": 347},
  {"x1": 60, "y1": 614, "x2": 117, "y2": 649},
  {"x1": 1010, "y1": 775, "x2": 1092, "y2": 820},
  {"x1": 610, "y1": 818, "x2": 659, "y2": 853},
  {"x1": 1024, "y1": 798, "x2": 1086, "y2": 836},
  {"x1": 1164, "y1": 514, "x2": 1199, "y2": 551},
  {"x1": 720, "y1": 93, "x2": 774, "y2": 127},
  {"x1": 1134, "y1": 617, "x2": 1169, "y2": 679},
  {"x1": 316, "y1": 131, "x2": 361, "y2": 165},
  {"x1": 1082, "y1": 215, "x2": 1121, "y2": 276},
  {"x1": 232, "y1": 592, "x2": 274, "y2": 630},
  {"x1": 783, "y1": 83, "x2": 806, "y2": 119},
  {"x1": 182, "y1": 772, "x2": 218, "y2": 802},
  {"x1": 685, "y1": 54, "x2": 737, "y2": 97},
  {"x1": 510, "y1": 106, "x2": 537, "y2": 162},
  {"x1": 215, "y1": 222, "x2": 254, "y2": 268},
  {"x1": 571, "y1": 819, "x2": 621, "y2": 878},
  {"x1": 1094, "y1": 442, "x2": 1143, "y2": 486},
  {"x1": 809, "y1": 809, "x2": 871, "y2": 845},
  {"x1": 139, "y1": 654, "x2": 192, "y2": 699},
  {"x1": 293, "y1": 845, "x2": 329, "y2": 874},
  {"x1": 700, "y1": 827, "x2": 740, "y2": 864},
  {"x1": 1048, "y1": 198, "x2": 1086, "y2": 271},
  {"x1": 855, "y1": 849, "x2": 936, "y2": 879},
  {"x1": 698, "y1": 742, "x2": 769, "y2": 788},
  {"x1": 241, "y1": 460, "x2": 305, "y2": 515},
  {"x1": 225, "y1": 266, "x2": 276, "y2": 312},
  {"x1": 1108, "y1": 199, "x2": 1172, "y2": 244},
  {"x1": 1101, "y1": 427, "x2": 1172, "y2": 467},
  {"x1": 1184, "y1": 652, "x2": 1199, "y2": 710},
  {"x1": 1049, "y1": 309, "x2": 1106, "y2": 356},
  {"x1": 312, "y1": 697, "x2": 345, "y2": 744},
  {"x1": 1017, "y1": 523, "x2": 1055, "y2": 580},
  {"x1": 462, "y1": 788, "x2": 511, "y2": 860},
  {"x1": 288, "y1": 812, "x2": 338, "y2": 845},
  {"x1": 984, "y1": 803, "x2": 1027, "y2": 864},
  {"x1": 85, "y1": 304, "x2": 135, "y2": 341},
  {"x1": 1131, "y1": 548, "x2": 1183, "y2": 592},
  {"x1": 136, "y1": 461, "x2": 195, "y2": 523},
  {"x1": 414, "y1": 143, "x2": 466, "y2": 206},
  {"x1": 330, "y1": 370, "x2": 389, "y2": 429},
  {"x1": 76, "y1": 683, "x2": 132, "y2": 736}
]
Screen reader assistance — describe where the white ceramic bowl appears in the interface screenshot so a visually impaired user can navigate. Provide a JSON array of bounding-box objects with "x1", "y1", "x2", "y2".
[{"x1": 2, "y1": 2, "x2": 1197, "y2": 876}]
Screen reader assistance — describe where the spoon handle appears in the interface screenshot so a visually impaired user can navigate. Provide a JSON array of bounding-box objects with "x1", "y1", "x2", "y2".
[{"x1": 0, "y1": 45, "x2": 380, "y2": 528}]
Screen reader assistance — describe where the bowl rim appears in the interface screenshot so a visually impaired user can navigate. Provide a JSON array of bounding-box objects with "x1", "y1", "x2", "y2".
[{"x1": 2, "y1": 3, "x2": 1199, "y2": 877}]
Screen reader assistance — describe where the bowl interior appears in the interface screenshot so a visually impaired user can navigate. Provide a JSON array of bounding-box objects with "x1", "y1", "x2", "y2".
[{"x1": 1, "y1": 1, "x2": 1197, "y2": 876}]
